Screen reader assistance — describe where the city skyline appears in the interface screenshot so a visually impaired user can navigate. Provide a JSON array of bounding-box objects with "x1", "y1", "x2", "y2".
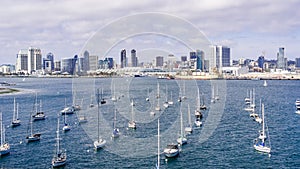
[{"x1": 1, "y1": 0, "x2": 300, "y2": 64}]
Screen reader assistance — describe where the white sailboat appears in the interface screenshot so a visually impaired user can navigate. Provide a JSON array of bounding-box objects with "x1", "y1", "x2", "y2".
[
  {"x1": 211, "y1": 85, "x2": 215, "y2": 103},
  {"x1": 155, "y1": 83, "x2": 161, "y2": 111},
  {"x1": 94, "y1": 89, "x2": 106, "y2": 150},
  {"x1": 254, "y1": 103, "x2": 271, "y2": 154},
  {"x1": 11, "y1": 98, "x2": 21, "y2": 127},
  {"x1": 177, "y1": 107, "x2": 187, "y2": 145},
  {"x1": 245, "y1": 89, "x2": 255, "y2": 112},
  {"x1": 163, "y1": 144, "x2": 179, "y2": 158},
  {"x1": 0, "y1": 112, "x2": 10, "y2": 156},
  {"x1": 111, "y1": 109, "x2": 120, "y2": 138},
  {"x1": 52, "y1": 115, "x2": 67, "y2": 167},
  {"x1": 146, "y1": 88, "x2": 150, "y2": 101},
  {"x1": 128, "y1": 100, "x2": 137, "y2": 129},
  {"x1": 32, "y1": 94, "x2": 45, "y2": 121},
  {"x1": 156, "y1": 118, "x2": 160, "y2": 169},
  {"x1": 245, "y1": 89, "x2": 251, "y2": 104},
  {"x1": 62, "y1": 114, "x2": 71, "y2": 132},
  {"x1": 168, "y1": 91, "x2": 174, "y2": 105},
  {"x1": 111, "y1": 82, "x2": 117, "y2": 102},
  {"x1": 195, "y1": 88, "x2": 203, "y2": 120},
  {"x1": 163, "y1": 85, "x2": 169, "y2": 108},
  {"x1": 26, "y1": 109, "x2": 41, "y2": 143},
  {"x1": 263, "y1": 80, "x2": 268, "y2": 87},
  {"x1": 185, "y1": 104, "x2": 193, "y2": 133},
  {"x1": 200, "y1": 92, "x2": 207, "y2": 110},
  {"x1": 215, "y1": 85, "x2": 220, "y2": 100},
  {"x1": 61, "y1": 98, "x2": 75, "y2": 115}
]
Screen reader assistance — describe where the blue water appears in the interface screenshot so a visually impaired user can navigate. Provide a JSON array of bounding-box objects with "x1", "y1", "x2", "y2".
[{"x1": 0, "y1": 77, "x2": 299, "y2": 169}]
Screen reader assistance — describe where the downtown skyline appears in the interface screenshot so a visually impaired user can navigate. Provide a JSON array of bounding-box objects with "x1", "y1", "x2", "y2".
[{"x1": 1, "y1": 0, "x2": 300, "y2": 64}]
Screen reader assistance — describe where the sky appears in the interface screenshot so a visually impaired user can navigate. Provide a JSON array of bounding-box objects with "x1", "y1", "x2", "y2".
[{"x1": 1, "y1": 0, "x2": 300, "y2": 64}]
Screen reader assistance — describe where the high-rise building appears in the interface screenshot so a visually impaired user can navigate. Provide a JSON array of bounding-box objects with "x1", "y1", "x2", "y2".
[
  {"x1": 121, "y1": 49, "x2": 127, "y2": 68},
  {"x1": 257, "y1": 56, "x2": 265, "y2": 69},
  {"x1": 210, "y1": 45, "x2": 231, "y2": 72},
  {"x1": 83, "y1": 50, "x2": 90, "y2": 72},
  {"x1": 131, "y1": 49, "x2": 138, "y2": 67},
  {"x1": 61, "y1": 56, "x2": 77, "y2": 75},
  {"x1": 16, "y1": 49, "x2": 28, "y2": 73},
  {"x1": 54, "y1": 61, "x2": 61, "y2": 71},
  {"x1": 196, "y1": 50, "x2": 204, "y2": 71},
  {"x1": 277, "y1": 47, "x2": 287, "y2": 70},
  {"x1": 28, "y1": 47, "x2": 42, "y2": 73},
  {"x1": 156, "y1": 56, "x2": 164, "y2": 67},
  {"x1": 43, "y1": 52, "x2": 55, "y2": 72},
  {"x1": 89, "y1": 55, "x2": 98, "y2": 71},
  {"x1": 181, "y1": 56, "x2": 187, "y2": 62},
  {"x1": 296, "y1": 58, "x2": 300, "y2": 68},
  {"x1": 106, "y1": 58, "x2": 114, "y2": 69},
  {"x1": 190, "y1": 52, "x2": 196, "y2": 60}
]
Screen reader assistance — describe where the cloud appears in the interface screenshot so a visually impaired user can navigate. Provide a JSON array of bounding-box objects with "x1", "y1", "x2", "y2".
[{"x1": 0, "y1": 0, "x2": 300, "y2": 64}]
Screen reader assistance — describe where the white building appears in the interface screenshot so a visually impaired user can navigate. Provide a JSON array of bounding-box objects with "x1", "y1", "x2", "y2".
[{"x1": 16, "y1": 47, "x2": 42, "y2": 74}]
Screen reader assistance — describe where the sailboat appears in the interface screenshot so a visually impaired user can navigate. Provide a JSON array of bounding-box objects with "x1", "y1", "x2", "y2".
[
  {"x1": 177, "y1": 107, "x2": 187, "y2": 145},
  {"x1": 146, "y1": 88, "x2": 150, "y2": 102},
  {"x1": 11, "y1": 98, "x2": 21, "y2": 127},
  {"x1": 185, "y1": 104, "x2": 193, "y2": 133},
  {"x1": 26, "y1": 108, "x2": 41, "y2": 143},
  {"x1": 94, "y1": 89, "x2": 106, "y2": 150},
  {"x1": 254, "y1": 99, "x2": 262, "y2": 124},
  {"x1": 155, "y1": 83, "x2": 161, "y2": 111},
  {"x1": 195, "y1": 89, "x2": 203, "y2": 119},
  {"x1": 61, "y1": 98, "x2": 75, "y2": 115},
  {"x1": 163, "y1": 85, "x2": 169, "y2": 108},
  {"x1": 32, "y1": 94, "x2": 46, "y2": 121},
  {"x1": 52, "y1": 115, "x2": 67, "y2": 167},
  {"x1": 111, "y1": 109, "x2": 120, "y2": 138},
  {"x1": 156, "y1": 118, "x2": 160, "y2": 169},
  {"x1": 111, "y1": 82, "x2": 117, "y2": 102},
  {"x1": 62, "y1": 114, "x2": 71, "y2": 132},
  {"x1": 168, "y1": 91, "x2": 174, "y2": 105},
  {"x1": 215, "y1": 85, "x2": 220, "y2": 100},
  {"x1": 245, "y1": 89, "x2": 255, "y2": 112},
  {"x1": 0, "y1": 112, "x2": 10, "y2": 156},
  {"x1": 263, "y1": 80, "x2": 268, "y2": 87},
  {"x1": 211, "y1": 85, "x2": 215, "y2": 103},
  {"x1": 254, "y1": 103, "x2": 271, "y2": 154},
  {"x1": 100, "y1": 88, "x2": 106, "y2": 105},
  {"x1": 245, "y1": 89, "x2": 251, "y2": 104},
  {"x1": 199, "y1": 92, "x2": 207, "y2": 110},
  {"x1": 89, "y1": 94, "x2": 94, "y2": 108},
  {"x1": 128, "y1": 100, "x2": 137, "y2": 129}
]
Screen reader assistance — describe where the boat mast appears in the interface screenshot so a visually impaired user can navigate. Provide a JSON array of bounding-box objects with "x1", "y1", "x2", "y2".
[
  {"x1": 1, "y1": 112, "x2": 3, "y2": 145},
  {"x1": 157, "y1": 118, "x2": 160, "y2": 169},
  {"x1": 40, "y1": 100, "x2": 42, "y2": 112},
  {"x1": 131, "y1": 100, "x2": 134, "y2": 122},
  {"x1": 16, "y1": 103, "x2": 19, "y2": 119},
  {"x1": 188, "y1": 104, "x2": 191, "y2": 127},
  {"x1": 113, "y1": 109, "x2": 117, "y2": 129},
  {"x1": 180, "y1": 107, "x2": 183, "y2": 139},
  {"x1": 262, "y1": 103, "x2": 265, "y2": 144},
  {"x1": 165, "y1": 85, "x2": 168, "y2": 102},
  {"x1": 35, "y1": 93, "x2": 38, "y2": 114},
  {"x1": 13, "y1": 98, "x2": 16, "y2": 121},
  {"x1": 197, "y1": 89, "x2": 200, "y2": 109},
  {"x1": 56, "y1": 115, "x2": 60, "y2": 155},
  {"x1": 97, "y1": 88, "x2": 100, "y2": 142}
]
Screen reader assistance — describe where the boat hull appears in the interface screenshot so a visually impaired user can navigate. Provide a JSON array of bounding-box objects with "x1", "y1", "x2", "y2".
[
  {"x1": 0, "y1": 144, "x2": 10, "y2": 156},
  {"x1": 94, "y1": 139, "x2": 106, "y2": 149},
  {"x1": 254, "y1": 144, "x2": 270, "y2": 153}
]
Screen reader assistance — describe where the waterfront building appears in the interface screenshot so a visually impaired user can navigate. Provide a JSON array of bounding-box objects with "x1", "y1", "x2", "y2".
[
  {"x1": 210, "y1": 45, "x2": 231, "y2": 73},
  {"x1": 16, "y1": 49, "x2": 28, "y2": 73},
  {"x1": 131, "y1": 49, "x2": 138, "y2": 67},
  {"x1": 277, "y1": 47, "x2": 287, "y2": 70},
  {"x1": 196, "y1": 50, "x2": 204, "y2": 71},
  {"x1": 258, "y1": 56, "x2": 265, "y2": 70},
  {"x1": 28, "y1": 47, "x2": 42, "y2": 73},
  {"x1": 156, "y1": 56, "x2": 164, "y2": 67},
  {"x1": 296, "y1": 58, "x2": 300, "y2": 68},
  {"x1": 121, "y1": 49, "x2": 127, "y2": 68},
  {"x1": 83, "y1": 50, "x2": 90, "y2": 72},
  {"x1": 54, "y1": 61, "x2": 61, "y2": 71},
  {"x1": 0, "y1": 64, "x2": 15, "y2": 74},
  {"x1": 89, "y1": 55, "x2": 98, "y2": 71}
]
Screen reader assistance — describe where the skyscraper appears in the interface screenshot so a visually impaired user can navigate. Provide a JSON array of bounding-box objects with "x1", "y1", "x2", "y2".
[
  {"x1": 258, "y1": 56, "x2": 265, "y2": 69},
  {"x1": 156, "y1": 56, "x2": 164, "y2": 67},
  {"x1": 131, "y1": 49, "x2": 138, "y2": 67},
  {"x1": 196, "y1": 50, "x2": 204, "y2": 71},
  {"x1": 83, "y1": 50, "x2": 90, "y2": 72},
  {"x1": 295, "y1": 58, "x2": 300, "y2": 68},
  {"x1": 210, "y1": 45, "x2": 231, "y2": 72},
  {"x1": 16, "y1": 49, "x2": 28, "y2": 73},
  {"x1": 277, "y1": 47, "x2": 287, "y2": 70},
  {"x1": 28, "y1": 47, "x2": 42, "y2": 73},
  {"x1": 121, "y1": 49, "x2": 126, "y2": 68},
  {"x1": 43, "y1": 52, "x2": 55, "y2": 72}
]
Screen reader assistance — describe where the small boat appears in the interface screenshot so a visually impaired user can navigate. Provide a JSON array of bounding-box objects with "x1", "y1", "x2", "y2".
[
  {"x1": 100, "y1": 88, "x2": 106, "y2": 105},
  {"x1": 128, "y1": 100, "x2": 137, "y2": 129},
  {"x1": 245, "y1": 89, "x2": 251, "y2": 104},
  {"x1": 194, "y1": 119, "x2": 202, "y2": 127},
  {"x1": 111, "y1": 109, "x2": 120, "y2": 138},
  {"x1": 11, "y1": 98, "x2": 21, "y2": 127},
  {"x1": 177, "y1": 108, "x2": 187, "y2": 145},
  {"x1": 184, "y1": 104, "x2": 193, "y2": 133},
  {"x1": 146, "y1": 88, "x2": 150, "y2": 101},
  {"x1": 211, "y1": 85, "x2": 215, "y2": 103},
  {"x1": 111, "y1": 83, "x2": 117, "y2": 102},
  {"x1": 195, "y1": 89, "x2": 203, "y2": 119},
  {"x1": 32, "y1": 95, "x2": 46, "y2": 121},
  {"x1": 163, "y1": 144, "x2": 179, "y2": 158},
  {"x1": 52, "y1": 116, "x2": 67, "y2": 167},
  {"x1": 296, "y1": 106, "x2": 300, "y2": 114},
  {"x1": 168, "y1": 91, "x2": 174, "y2": 105},
  {"x1": 26, "y1": 108, "x2": 41, "y2": 143},
  {"x1": 215, "y1": 85, "x2": 219, "y2": 100},
  {"x1": 0, "y1": 112, "x2": 10, "y2": 156},
  {"x1": 94, "y1": 89, "x2": 106, "y2": 150},
  {"x1": 254, "y1": 103, "x2": 271, "y2": 154},
  {"x1": 199, "y1": 92, "x2": 207, "y2": 110},
  {"x1": 181, "y1": 80, "x2": 187, "y2": 100},
  {"x1": 61, "y1": 98, "x2": 75, "y2": 115},
  {"x1": 163, "y1": 85, "x2": 169, "y2": 108},
  {"x1": 263, "y1": 80, "x2": 268, "y2": 87},
  {"x1": 62, "y1": 114, "x2": 71, "y2": 132}
]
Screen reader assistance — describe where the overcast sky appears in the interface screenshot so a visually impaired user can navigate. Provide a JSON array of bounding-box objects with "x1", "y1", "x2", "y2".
[{"x1": 1, "y1": 0, "x2": 300, "y2": 64}]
